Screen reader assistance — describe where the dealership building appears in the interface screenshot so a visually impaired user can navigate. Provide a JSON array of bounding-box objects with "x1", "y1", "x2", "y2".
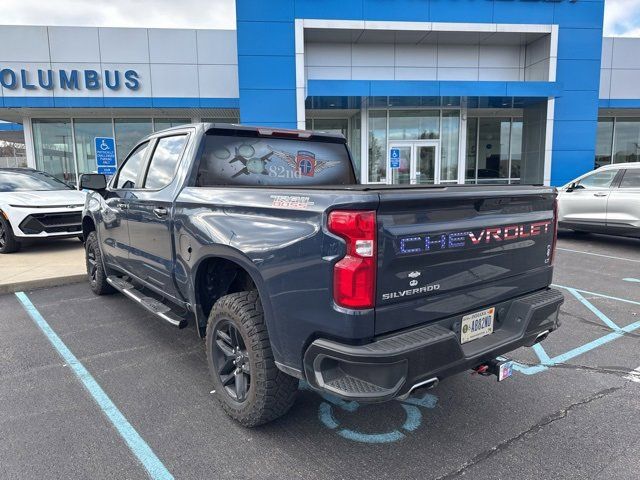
[{"x1": 0, "y1": 0, "x2": 639, "y2": 187}]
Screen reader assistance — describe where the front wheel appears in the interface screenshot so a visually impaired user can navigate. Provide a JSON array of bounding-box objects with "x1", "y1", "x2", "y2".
[
  {"x1": 0, "y1": 215, "x2": 20, "y2": 254},
  {"x1": 85, "y1": 231, "x2": 115, "y2": 295},
  {"x1": 206, "y1": 291, "x2": 298, "y2": 427}
]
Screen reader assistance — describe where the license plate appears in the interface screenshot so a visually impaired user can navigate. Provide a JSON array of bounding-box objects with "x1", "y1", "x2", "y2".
[{"x1": 460, "y1": 307, "x2": 495, "y2": 344}]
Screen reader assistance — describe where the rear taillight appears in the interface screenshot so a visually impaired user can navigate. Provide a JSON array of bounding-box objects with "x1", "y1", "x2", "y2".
[
  {"x1": 550, "y1": 197, "x2": 559, "y2": 265},
  {"x1": 328, "y1": 210, "x2": 377, "y2": 309}
]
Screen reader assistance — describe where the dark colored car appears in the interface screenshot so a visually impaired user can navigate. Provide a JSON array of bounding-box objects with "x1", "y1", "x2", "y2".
[{"x1": 80, "y1": 123, "x2": 563, "y2": 426}]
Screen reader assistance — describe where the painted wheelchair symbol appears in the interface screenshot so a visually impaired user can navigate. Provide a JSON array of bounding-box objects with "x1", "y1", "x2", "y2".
[{"x1": 300, "y1": 381, "x2": 438, "y2": 444}]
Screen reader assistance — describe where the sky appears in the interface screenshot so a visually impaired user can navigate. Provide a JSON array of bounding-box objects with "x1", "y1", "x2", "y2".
[{"x1": 0, "y1": 0, "x2": 638, "y2": 37}]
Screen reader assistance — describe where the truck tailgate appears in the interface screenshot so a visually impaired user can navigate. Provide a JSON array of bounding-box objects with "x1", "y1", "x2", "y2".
[{"x1": 375, "y1": 186, "x2": 556, "y2": 335}]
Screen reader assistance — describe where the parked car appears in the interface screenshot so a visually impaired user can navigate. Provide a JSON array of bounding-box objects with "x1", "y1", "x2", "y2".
[
  {"x1": 558, "y1": 162, "x2": 640, "y2": 237},
  {"x1": 80, "y1": 123, "x2": 563, "y2": 427},
  {"x1": 0, "y1": 168, "x2": 86, "y2": 253}
]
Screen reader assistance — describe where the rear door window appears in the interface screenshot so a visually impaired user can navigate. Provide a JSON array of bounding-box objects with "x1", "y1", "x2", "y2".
[
  {"x1": 196, "y1": 133, "x2": 355, "y2": 186},
  {"x1": 619, "y1": 169, "x2": 640, "y2": 188},
  {"x1": 143, "y1": 134, "x2": 188, "y2": 189}
]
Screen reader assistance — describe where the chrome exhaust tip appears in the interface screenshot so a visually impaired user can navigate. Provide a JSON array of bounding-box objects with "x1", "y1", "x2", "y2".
[
  {"x1": 534, "y1": 329, "x2": 551, "y2": 344},
  {"x1": 397, "y1": 377, "x2": 439, "y2": 400}
]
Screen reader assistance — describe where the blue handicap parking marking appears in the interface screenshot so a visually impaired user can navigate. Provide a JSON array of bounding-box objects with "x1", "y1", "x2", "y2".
[
  {"x1": 300, "y1": 380, "x2": 438, "y2": 444},
  {"x1": 95, "y1": 136, "x2": 117, "y2": 175},
  {"x1": 390, "y1": 148, "x2": 400, "y2": 169},
  {"x1": 511, "y1": 284, "x2": 640, "y2": 376}
]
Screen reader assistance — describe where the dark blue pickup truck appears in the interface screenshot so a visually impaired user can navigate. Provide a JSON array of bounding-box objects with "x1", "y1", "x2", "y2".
[{"x1": 80, "y1": 123, "x2": 563, "y2": 427}]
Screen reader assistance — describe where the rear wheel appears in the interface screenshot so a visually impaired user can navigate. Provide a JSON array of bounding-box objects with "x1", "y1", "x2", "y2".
[
  {"x1": 85, "y1": 231, "x2": 115, "y2": 295},
  {"x1": 206, "y1": 291, "x2": 298, "y2": 427},
  {"x1": 0, "y1": 216, "x2": 20, "y2": 254}
]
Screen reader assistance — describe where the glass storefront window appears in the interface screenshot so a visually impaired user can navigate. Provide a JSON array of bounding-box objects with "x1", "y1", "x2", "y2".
[
  {"x1": 308, "y1": 118, "x2": 349, "y2": 137},
  {"x1": 440, "y1": 111, "x2": 460, "y2": 182},
  {"x1": 73, "y1": 119, "x2": 113, "y2": 176},
  {"x1": 595, "y1": 118, "x2": 614, "y2": 168},
  {"x1": 114, "y1": 118, "x2": 152, "y2": 163},
  {"x1": 154, "y1": 118, "x2": 191, "y2": 132},
  {"x1": 32, "y1": 119, "x2": 75, "y2": 184},
  {"x1": 368, "y1": 110, "x2": 387, "y2": 183},
  {"x1": 388, "y1": 110, "x2": 439, "y2": 141},
  {"x1": 466, "y1": 117, "x2": 521, "y2": 184},
  {"x1": 202, "y1": 117, "x2": 240, "y2": 124},
  {"x1": 613, "y1": 118, "x2": 640, "y2": 164},
  {"x1": 307, "y1": 117, "x2": 359, "y2": 179},
  {"x1": 0, "y1": 137, "x2": 27, "y2": 168},
  {"x1": 478, "y1": 118, "x2": 510, "y2": 183}
]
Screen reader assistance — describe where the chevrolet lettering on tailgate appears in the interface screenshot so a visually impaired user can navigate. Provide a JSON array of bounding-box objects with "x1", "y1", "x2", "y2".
[{"x1": 398, "y1": 221, "x2": 552, "y2": 255}]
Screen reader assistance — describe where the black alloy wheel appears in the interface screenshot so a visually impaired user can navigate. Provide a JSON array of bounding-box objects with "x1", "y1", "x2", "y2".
[
  {"x1": 0, "y1": 216, "x2": 19, "y2": 253},
  {"x1": 86, "y1": 241, "x2": 99, "y2": 287},
  {"x1": 84, "y1": 231, "x2": 115, "y2": 295},
  {"x1": 213, "y1": 320, "x2": 251, "y2": 402}
]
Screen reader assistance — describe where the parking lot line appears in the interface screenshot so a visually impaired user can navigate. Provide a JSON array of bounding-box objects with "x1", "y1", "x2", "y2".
[
  {"x1": 564, "y1": 287, "x2": 622, "y2": 332},
  {"x1": 556, "y1": 247, "x2": 640, "y2": 264},
  {"x1": 14, "y1": 291, "x2": 174, "y2": 480},
  {"x1": 624, "y1": 367, "x2": 640, "y2": 383},
  {"x1": 552, "y1": 284, "x2": 640, "y2": 307},
  {"x1": 512, "y1": 284, "x2": 640, "y2": 375}
]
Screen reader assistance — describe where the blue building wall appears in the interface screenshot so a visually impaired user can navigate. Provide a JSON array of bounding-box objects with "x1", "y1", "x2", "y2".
[{"x1": 235, "y1": 0, "x2": 606, "y2": 186}]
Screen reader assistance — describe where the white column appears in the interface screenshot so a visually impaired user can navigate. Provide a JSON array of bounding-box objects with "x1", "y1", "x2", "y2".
[
  {"x1": 544, "y1": 98, "x2": 555, "y2": 186},
  {"x1": 295, "y1": 19, "x2": 306, "y2": 130},
  {"x1": 360, "y1": 97, "x2": 368, "y2": 184},
  {"x1": 457, "y1": 102, "x2": 468, "y2": 184},
  {"x1": 23, "y1": 117, "x2": 36, "y2": 169}
]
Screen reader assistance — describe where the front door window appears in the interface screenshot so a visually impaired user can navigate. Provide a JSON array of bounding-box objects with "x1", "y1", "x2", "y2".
[{"x1": 388, "y1": 141, "x2": 440, "y2": 185}]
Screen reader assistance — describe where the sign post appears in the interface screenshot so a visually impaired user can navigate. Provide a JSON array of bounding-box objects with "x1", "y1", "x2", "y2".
[{"x1": 95, "y1": 137, "x2": 117, "y2": 176}]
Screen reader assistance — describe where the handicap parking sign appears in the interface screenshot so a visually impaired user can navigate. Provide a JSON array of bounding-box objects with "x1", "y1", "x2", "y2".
[
  {"x1": 390, "y1": 148, "x2": 400, "y2": 169},
  {"x1": 95, "y1": 137, "x2": 117, "y2": 175}
]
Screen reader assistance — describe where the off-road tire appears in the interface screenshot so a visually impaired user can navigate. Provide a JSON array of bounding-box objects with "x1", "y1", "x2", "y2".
[
  {"x1": 0, "y1": 215, "x2": 20, "y2": 254},
  {"x1": 85, "y1": 231, "x2": 115, "y2": 295},
  {"x1": 206, "y1": 291, "x2": 298, "y2": 427}
]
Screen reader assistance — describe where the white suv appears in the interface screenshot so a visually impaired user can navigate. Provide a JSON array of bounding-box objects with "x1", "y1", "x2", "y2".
[
  {"x1": 0, "y1": 168, "x2": 87, "y2": 253},
  {"x1": 558, "y1": 162, "x2": 640, "y2": 238}
]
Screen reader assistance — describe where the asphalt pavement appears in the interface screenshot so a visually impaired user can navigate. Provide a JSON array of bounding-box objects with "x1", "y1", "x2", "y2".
[{"x1": 1, "y1": 231, "x2": 639, "y2": 480}]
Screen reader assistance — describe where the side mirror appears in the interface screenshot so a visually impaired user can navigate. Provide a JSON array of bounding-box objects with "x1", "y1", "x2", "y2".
[{"x1": 80, "y1": 173, "x2": 107, "y2": 191}]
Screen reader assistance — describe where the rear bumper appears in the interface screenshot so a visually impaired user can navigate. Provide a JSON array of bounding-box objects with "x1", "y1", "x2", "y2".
[{"x1": 303, "y1": 288, "x2": 564, "y2": 401}]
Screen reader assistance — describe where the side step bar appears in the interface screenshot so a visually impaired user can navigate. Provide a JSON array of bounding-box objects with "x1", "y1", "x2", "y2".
[{"x1": 107, "y1": 276, "x2": 188, "y2": 329}]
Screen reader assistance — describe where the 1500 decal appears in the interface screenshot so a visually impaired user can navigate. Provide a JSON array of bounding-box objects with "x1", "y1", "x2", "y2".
[{"x1": 398, "y1": 220, "x2": 552, "y2": 255}]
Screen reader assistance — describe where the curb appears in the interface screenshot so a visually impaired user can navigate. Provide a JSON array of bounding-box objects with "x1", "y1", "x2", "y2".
[{"x1": 0, "y1": 274, "x2": 87, "y2": 295}]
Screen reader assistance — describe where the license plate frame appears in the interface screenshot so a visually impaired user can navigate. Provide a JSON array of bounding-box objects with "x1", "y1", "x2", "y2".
[{"x1": 460, "y1": 307, "x2": 495, "y2": 344}]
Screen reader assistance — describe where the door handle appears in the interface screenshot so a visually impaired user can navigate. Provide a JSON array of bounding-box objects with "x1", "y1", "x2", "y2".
[
  {"x1": 116, "y1": 202, "x2": 128, "y2": 209},
  {"x1": 153, "y1": 207, "x2": 168, "y2": 218},
  {"x1": 593, "y1": 192, "x2": 608, "y2": 197}
]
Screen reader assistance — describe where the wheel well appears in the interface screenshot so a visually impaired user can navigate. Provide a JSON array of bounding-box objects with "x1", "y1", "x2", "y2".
[
  {"x1": 195, "y1": 257, "x2": 257, "y2": 334},
  {"x1": 82, "y1": 216, "x2": 95, "y2": 238}
]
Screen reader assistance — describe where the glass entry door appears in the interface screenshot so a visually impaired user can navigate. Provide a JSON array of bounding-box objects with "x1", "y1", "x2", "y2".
[{"x1": 388, "y1": 141, "x2": 440, "y2": 185}]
